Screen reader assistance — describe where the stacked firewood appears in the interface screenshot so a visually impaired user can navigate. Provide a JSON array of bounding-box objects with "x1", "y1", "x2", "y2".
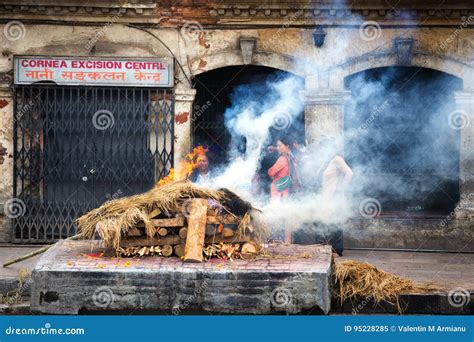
[{"x1": 116, "y1": 199, "x2": 259, "y2": 261}]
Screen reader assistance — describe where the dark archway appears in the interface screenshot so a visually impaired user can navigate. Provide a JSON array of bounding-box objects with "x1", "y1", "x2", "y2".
[
  {"x1": 192, "y1": 65, "x2": 304, "y2": 165},
  {"x1": 344, "y1": 67, "x2": 463, "y2": 216}
]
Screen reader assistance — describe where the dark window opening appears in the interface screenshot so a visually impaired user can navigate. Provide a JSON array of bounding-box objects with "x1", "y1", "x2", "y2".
[{"x1": 344, "y1": 67, "x2": 462, "y2": 216}]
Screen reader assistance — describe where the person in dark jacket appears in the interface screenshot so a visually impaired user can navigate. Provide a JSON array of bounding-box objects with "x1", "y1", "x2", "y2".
[{"x1": 189, "y1": 154, "x2": 212, "y2": 184}]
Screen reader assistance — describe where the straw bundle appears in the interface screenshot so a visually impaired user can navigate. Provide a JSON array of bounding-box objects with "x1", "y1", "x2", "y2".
[
  {"x1": 334, "y1": 259, "x2": 442, "y2": 313},
  {"x1": 76, "y1": 180, "x2": 269, "y2": 252}
]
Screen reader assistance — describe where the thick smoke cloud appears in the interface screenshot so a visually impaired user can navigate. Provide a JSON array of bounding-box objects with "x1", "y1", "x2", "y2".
[
  {"x1": 196, "y1": 6, "x2": 464, "y2": 238},
  {"x1": 199, "y1": 66, "x2": 462, "y2": 237}
]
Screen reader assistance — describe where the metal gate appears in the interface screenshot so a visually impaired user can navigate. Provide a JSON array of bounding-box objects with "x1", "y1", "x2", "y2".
[{"x1": 12, "y1": 85, "x2": 174, "y2": 243}]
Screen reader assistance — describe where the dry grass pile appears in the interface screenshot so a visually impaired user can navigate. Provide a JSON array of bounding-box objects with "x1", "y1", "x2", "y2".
[{"x1": 334, "y1": 259, "x2": 442, "y2": 313}]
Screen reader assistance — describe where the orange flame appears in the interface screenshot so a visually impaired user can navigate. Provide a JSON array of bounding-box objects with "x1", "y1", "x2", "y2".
[{"x1": 156, "y1": 146, "x2": 208, "y2": 186}]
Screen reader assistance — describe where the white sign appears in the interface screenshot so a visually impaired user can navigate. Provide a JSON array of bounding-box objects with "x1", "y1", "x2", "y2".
[{"x1": 14, "y1": 56, "x2": 173, "y2": 87}]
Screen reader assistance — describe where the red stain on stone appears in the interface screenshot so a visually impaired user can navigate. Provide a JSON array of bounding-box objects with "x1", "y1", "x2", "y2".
[
  {"x1": 198, "y1": 31, "x2": 210, "y2": 49},
  {"x1": 82, "y1": 252, "x2": 104, "y2": 259},
  {"x1": 0, "y1": 99, "x2": 8, "y2": 109},
  {"x1": 198, "y1": 58, "x2": 207, "y2": 70},
  {"x1": 175, "y1": 112, "x2": 189, "y2": 125}
]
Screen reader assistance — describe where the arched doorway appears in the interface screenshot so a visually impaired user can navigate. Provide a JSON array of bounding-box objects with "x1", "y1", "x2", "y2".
[
  {"x1": 192, "y1": 65, "x2": 304, "y2": 177},
  {"x1": 344, "y1": 67, "x2": 463, "y2": 216}
]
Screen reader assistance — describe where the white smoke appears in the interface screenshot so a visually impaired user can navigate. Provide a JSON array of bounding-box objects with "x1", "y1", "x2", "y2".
[{"x1": 205, "y1": 76, "x2": 304, "y2": 200}]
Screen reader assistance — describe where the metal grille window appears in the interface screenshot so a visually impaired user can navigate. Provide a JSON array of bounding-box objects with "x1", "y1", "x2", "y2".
[{"x1": 13, "y1": 85, "x2": 174, "y2": 243}]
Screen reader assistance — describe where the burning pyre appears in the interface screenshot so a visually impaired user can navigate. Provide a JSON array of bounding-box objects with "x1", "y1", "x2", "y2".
[{"x1": 76, "y1": 179, "x2": 269, "y2": 262}]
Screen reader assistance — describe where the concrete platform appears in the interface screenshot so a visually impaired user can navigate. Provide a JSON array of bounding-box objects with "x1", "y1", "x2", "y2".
[{"x1": 30, "y1": 240, "x2": 333, "y2": 315}]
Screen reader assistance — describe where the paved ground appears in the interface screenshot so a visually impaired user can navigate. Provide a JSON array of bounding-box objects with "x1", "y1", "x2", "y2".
[
  {"x1": 0, "y1": 245, "x2": 42, "y2": 276},
  {"x1": 0, "y1": 245, "x2": 42, "y2": 294},
  {"x1": 0, "y1": 244, "x2": 471, "y2": 314},
  {"x1": 341, "y1": 249, "x2": 474, "y2": 291},
  {"x1": 0, "y1": 245, "x2": 472, "y2": 291}
]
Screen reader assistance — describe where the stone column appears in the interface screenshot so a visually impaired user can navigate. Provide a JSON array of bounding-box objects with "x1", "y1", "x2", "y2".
[
  {"x1": 301, "y1": 87, "x2": 352, "y2": 146},
  {"x1": 0, "y1": 83, "x2": 14, "y2": 242},
  {"x1": 454, "y1": 91, "x2": 474, "y2": 219},
  {"x1": 173, "y1": 85, "x2": 196, "y2": 180}
]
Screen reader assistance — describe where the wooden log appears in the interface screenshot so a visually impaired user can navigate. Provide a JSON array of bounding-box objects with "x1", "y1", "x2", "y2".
[
  {"x1": 179, "y1": 227, "x2": 188, "y2": 240},
  {"x1": 148, "y1": 208, "x2": 161, "y2": 219},
  {"x1": 157, "y1": 227, "x2": 168, "y2": 237},
  {"x1": 119, "y1": 235, "x2": 180, "y2": 248},
  {"x1": 240, "y1": 241, "x2": 258, "y2": 259},
  {"x1": 136, "y1": 216, "x2": 185, "y2": 228},
  {"x1": 174, "y1": 244, "x2": 185, "y2": 258},
  {"x1": 222, "y1": 227, "x2": 235, "y2": 238},
  {"x1": 127, "y1": 228, "x2": 143, "y2": 237},
  {"x1": 204, "y1": 235, "x2": 250, "y2": 244},
  {"x1": 184, "y1": 199, "x2": 208, "y2": 263},
  {"x1": 162, "y1": 244, "x2": 173, "y2": 257},
  {"x1": 206, "y1": 215, "x2": 238, "y2": 224}
]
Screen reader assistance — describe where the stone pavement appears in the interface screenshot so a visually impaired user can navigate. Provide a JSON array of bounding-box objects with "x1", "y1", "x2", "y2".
[
  {"x1": 30, "y1": 240, "x2": 333, "y2": 314},
  {"x1": 0, "y1": 245, "x2": 42, "y2": 294},
  {"x1": 0, "y1": 243, "x2": 472, "y2": 314}
]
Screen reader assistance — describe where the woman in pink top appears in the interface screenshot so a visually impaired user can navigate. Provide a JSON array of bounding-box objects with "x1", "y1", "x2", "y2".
[
  {"x1": 268, "y1": 138, "x2": 299, "y2": 198},
  {"x1": 267, "y1": 138, "x2": 300, "y2": 243},
  {"x1": 268, "y1": 142, "x2": 289, "y2": 199}
]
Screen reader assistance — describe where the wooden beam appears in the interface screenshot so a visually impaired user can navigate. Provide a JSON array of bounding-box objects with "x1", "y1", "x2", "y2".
[
  {"x1": 184, "y1": 199, "x2": 208, "y2": 263},
  {"x1": 136, "y1": 215, "x2": 185, "y2": 228}
]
